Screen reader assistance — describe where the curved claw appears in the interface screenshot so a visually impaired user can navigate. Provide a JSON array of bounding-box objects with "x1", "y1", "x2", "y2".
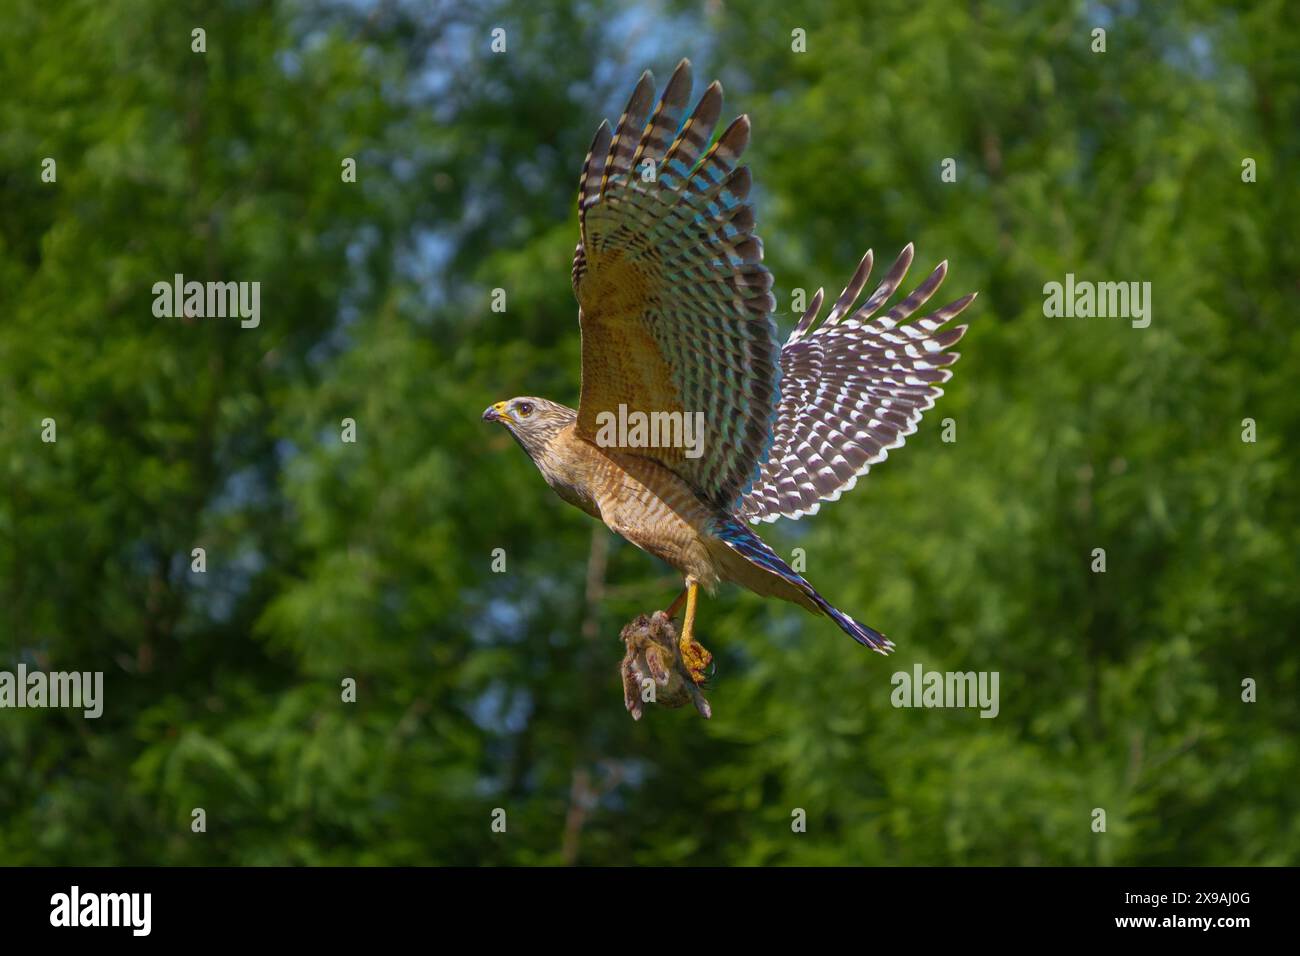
[{"x1": 680, "y1": 637, "x2": 713, "y2": 686}]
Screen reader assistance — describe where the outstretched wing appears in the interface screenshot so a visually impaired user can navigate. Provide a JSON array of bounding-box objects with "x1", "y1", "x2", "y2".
[
  {"x1": 572, "y1": 60, "x2": 780, "y2": 512},
  {"x1": 739, "y1": 245, "x2": 976, "y2": 524}
]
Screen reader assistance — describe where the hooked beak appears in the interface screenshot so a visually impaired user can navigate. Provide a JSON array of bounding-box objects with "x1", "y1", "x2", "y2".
[{"x1": 482, "y1": 401, "x2": 510, "y2": 423}]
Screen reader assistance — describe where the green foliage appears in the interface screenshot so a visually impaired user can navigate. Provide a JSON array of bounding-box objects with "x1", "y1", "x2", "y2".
[{"x1": 1, "y1": 0, "x2": 1295, "y2": 865}]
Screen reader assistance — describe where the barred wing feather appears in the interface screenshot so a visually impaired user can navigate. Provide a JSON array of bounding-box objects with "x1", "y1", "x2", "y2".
[
  {"x1": 572, "y1": 59, "x2": 781, "y2": 513},
  {"x1": 739, "y1": 245, "x2": 976, "y2": 523}
]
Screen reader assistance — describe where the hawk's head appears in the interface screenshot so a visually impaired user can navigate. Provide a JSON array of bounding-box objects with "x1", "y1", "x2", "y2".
[{"x1": 482, "y1": 396, "x2": 575, "y2": 458}]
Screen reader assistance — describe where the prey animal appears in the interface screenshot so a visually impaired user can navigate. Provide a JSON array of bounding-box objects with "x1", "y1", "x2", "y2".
[{"x1": 483, "y1": 60, "x2": 976, "y2": 689}]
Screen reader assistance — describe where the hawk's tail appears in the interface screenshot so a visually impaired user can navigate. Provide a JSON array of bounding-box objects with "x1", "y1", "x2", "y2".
[
  {"x1": 712, "y1": 518, "x2": 894, "y2": 655},
  {"x1": 809, "y1": 593, "x2": 895, "y2": 655}
]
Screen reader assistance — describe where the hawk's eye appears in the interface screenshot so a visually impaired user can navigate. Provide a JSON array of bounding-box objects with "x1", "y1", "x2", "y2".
[{"x1": 516, "y1": 402, "x2": 535, "y2": 418}]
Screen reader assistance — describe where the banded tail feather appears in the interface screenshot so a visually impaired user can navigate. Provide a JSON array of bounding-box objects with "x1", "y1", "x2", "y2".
[{"x1": 713, "y1": 518, "x2": 893, "y2": 654}]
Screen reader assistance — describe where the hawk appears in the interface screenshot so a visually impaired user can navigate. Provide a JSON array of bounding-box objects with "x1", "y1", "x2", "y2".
[{"x1": 484, "y1": 60, "x2": 976, "y2": 690}]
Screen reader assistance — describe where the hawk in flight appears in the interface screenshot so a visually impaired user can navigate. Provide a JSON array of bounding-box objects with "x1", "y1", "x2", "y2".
[{"x1": 484, "y1": 60, "x2": 975, "y2": 691}]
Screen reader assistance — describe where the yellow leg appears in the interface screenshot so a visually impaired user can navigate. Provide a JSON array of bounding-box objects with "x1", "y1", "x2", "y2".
[
  {"x1": 677, "y1": 579, "x2": 712, "y2": 685},
  {"x1": 681, "y1": 580, "x2": 698, "y2": 638}
]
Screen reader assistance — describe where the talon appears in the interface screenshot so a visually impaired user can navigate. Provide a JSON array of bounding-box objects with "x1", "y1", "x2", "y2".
[
  {"x1": 675, "y1": 578, "x2": 711, "y2": 685},
  {"x1": 679, "y1": 635, "x2": 713, "y2": 686}
]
